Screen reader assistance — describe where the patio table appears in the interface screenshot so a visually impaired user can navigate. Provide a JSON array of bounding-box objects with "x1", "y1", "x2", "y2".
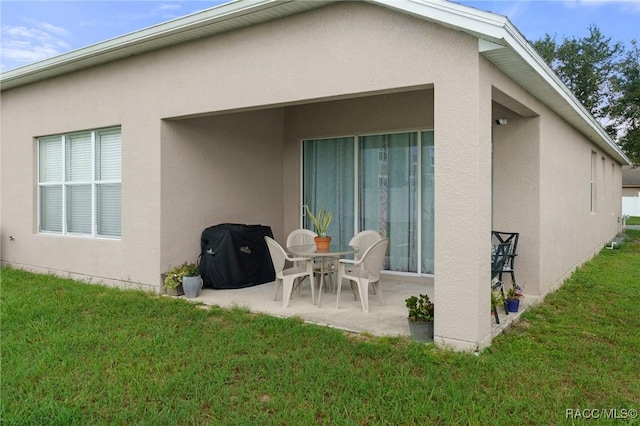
[{"x1": 287, "y1": 244, "x2": 357, "y2": 307}]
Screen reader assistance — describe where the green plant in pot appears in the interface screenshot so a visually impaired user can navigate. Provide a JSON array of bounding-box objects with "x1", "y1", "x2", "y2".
[
  {"x1": 164, "y1": 262, "x2": 201, "y2": 298},
  {"x1": 505, "y1": 287, "x2": 521, "y2": 313},
  {"x1": 405, "y1": 294, "x2": 435, "y2": 343},
  {"x1": 304, "y1": 204, "x2": 333, "y2": 251}
]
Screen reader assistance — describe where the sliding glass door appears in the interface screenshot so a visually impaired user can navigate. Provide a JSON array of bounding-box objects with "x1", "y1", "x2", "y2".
[{"x1": 303, "y1": 130, "x2": 434, "y2": 275}]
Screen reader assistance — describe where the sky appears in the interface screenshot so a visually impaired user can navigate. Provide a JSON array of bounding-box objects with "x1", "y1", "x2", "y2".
[{"x1": 1, "y1": 0, "x2": 639, "y2": 72}]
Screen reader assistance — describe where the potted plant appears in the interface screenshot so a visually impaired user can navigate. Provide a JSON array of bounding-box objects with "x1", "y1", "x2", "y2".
[
  {"x1": 505, "y1": 287, "x2": 521, "y2": 313},
  {"x1": 405, "y1": 294, "x2": 434, "y2": 343},
  {"x1": 304, "y1": 204, "x2": 333, "y2": 251},
  {"x1": 164, "y1": 262, "x2": 201, "y2": 298}
]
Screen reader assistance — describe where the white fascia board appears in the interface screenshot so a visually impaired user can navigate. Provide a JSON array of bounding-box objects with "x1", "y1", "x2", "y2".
[{"x1": 373, "y1": 0, "x2": 509, "y2": 43}]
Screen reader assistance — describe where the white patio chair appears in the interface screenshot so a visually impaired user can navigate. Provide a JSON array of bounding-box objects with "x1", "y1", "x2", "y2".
[
  {"x1": 286, "y1": 228, "x2": 335, "y2": 293},
  {"x1": 336, "y1": 238, "x2": 389, "y2": 312},
  {"x1": 286, "y1": 228, "x2": 316, "y2": 248},
  {"x1": 345, "y1": 230, "x2": 382, "y2": 294},
  {"x1": 348, "y1": 230, "x2": 382, "y2": 261},
  {"x1": 265, "y1": 236, "x2": 316, "y2": 308}
]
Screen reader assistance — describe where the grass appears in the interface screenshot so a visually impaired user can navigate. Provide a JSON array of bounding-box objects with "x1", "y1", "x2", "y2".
[
  {"x1": 2, "y1": 231, "x2": 640, "y2": 425},
  {"x1": 626, "y1": 216, "x2": 640, "y2": 225}
]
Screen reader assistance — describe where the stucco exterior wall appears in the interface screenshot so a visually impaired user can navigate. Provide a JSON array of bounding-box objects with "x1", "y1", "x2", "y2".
[
  {"x1": 481, "y1": 56, "x2": 622, "y2": 298},
  {"x1": 538, "y1": 111, "x2": 621, "y2": 294},
  {"x1": 491, "y1": 101, "x2": 542, "y2": 293},
  {"x1": 159, "y1": 110, "x2": 285, "y2": 275},
  {"x1": 0, "y1": 72, "x2": 162, "y2": 289}
]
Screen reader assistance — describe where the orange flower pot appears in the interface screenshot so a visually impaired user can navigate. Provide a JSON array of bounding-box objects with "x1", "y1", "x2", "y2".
[{"x1": 314, "y1": 236, "x2": 331, "y2": 252}]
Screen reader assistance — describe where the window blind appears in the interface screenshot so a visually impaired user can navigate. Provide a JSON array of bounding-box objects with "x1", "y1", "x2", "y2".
[
  {"x1": 96, "y1": 129, "x2": 121, "y2": 181},
  {"x1": 97, "y1": 184, "x2": 121, "y2": 237},
  {"x1": 38, "y1": 127, "x2": 121, "y2": 238},
  {"x1": 39, "y1": 136, "x2": 62, "y2": 182}
]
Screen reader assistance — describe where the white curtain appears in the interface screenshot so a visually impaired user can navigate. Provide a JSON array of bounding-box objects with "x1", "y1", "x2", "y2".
[
  {"x1": 302, "y1": 130, "x2": 435, "y2": 274},
  {"x1": 303, "y1": 138, "x2": 354, "y2": 245},
  {"x1": 360, "y1": 133, "x2": 417, "y2": 272}
]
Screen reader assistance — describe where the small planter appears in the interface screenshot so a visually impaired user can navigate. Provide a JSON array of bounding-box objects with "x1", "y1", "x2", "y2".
[
  {"x1": 161, "y1": 273, "x2": 184, "y2": 296},
  {"x1": 182, "y1": 275, "x2": 202, "y2": 298},
  {"x1": 506, "y1": 298, "x2": 520, "y2": 313},
  {"x1": 162, "y1": 262, "x2": 197, "y2": 297},
  {"x1": 166, "y1": 284, "x2": 184, "y2": 296},
  {"x1": 314, "y1": 236, "x2": 332, "y2": 252},
  {"x1": 408, "y1": 320, "x2": 434, "y2": 343}
]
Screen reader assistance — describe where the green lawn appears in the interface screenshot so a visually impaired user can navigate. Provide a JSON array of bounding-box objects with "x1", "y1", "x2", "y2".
[
  {"x1": 626, "y1": 216, "x2": 640, "y2": 225},
  {"x1": 2, "y1": 231, "x2": 640, "y2": 425}
]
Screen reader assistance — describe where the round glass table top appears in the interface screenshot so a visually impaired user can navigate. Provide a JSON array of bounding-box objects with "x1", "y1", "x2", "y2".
[{"x1": 287, "y1": 244, "x2": 358, "y2": 257}]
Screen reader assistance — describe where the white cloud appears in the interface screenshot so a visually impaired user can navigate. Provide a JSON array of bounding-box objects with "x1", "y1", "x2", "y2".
[
  {"x1": 156, "y1": 4, "x2": 182, "y2": 12},
  {"x1": 1, "y1": 20, "x2": 72, "y2": 70}
]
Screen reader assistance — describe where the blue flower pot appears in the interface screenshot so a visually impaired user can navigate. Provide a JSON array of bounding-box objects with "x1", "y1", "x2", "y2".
[{"x1": 506, "y1": 299, "x2": 520, "y2": 313}]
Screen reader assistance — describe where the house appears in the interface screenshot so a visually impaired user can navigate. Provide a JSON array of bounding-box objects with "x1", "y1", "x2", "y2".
[
  {"x1": 0, "y1": 0, "x2": 630, "y2": 350},
  {"x1": 622, "y1": 166, "x2": 640, "y2": 216}
]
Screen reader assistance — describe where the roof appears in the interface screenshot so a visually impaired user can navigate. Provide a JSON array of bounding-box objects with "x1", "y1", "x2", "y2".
[
  {"x1": 623, "y1": 166, "x2": 640, "y2": 186},
  {"x1": 0, "y1": 0, "x2": 630, "y2": 165}
]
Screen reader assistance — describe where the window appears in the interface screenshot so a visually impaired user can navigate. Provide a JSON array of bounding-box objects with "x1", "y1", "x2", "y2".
[
  {"x1": 38, "y1": 127, "x2": 121, "y2": 238},
  {"x1": 590, "y1": 150, "x2": 597, "y2": 212},
  {"x1": 601, "y1": 156, "x2": 606, "y2": 200},
  {"x1": 303, "y1": 130, "x2": 434, "y2": 275}
]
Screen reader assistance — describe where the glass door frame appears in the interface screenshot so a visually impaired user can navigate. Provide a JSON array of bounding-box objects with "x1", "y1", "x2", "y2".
[{"x1": 299, "y1": 128, "x2": 434, "y2": 277}]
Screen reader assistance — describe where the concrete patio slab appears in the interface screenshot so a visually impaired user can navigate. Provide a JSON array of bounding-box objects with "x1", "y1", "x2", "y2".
[
  {"x1": 178, "y1": 275, "x2": 533, "y2": 342},
  {"x1": 193, "y1": 276, "x2": 433, "y2": 337}
]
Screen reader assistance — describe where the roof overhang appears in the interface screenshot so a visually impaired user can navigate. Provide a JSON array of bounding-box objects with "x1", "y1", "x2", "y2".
[{"x1": 0, "y1": 0, "x2": 630, "y2": 165}]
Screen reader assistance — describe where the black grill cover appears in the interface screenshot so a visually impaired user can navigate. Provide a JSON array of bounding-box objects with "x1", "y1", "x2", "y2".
[{"x1": 199, "y1": 223, "x2": 275, "y2": 289}]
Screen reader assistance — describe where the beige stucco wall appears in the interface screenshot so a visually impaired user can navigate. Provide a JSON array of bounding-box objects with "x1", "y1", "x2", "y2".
[
  {"x1": 483, "y1": 56, "x2": 622, "y2": 298},
  {"x1": 538, "y1": 112, "x2": 622, "y2": 293},
  {"x1": 491, "y1": 100, "x2": 542, "y2": 294},
  {"x1": 159, "y1": 110, "x2": 285, "y2": 275},
  {"x1": 0, "y1": 73, "x2": 162, "y2": 289}
]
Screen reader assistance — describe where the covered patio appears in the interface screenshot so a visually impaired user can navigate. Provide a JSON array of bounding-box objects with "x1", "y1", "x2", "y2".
[{"x1": 182, "y1": 276, "x2": 537, "y2": 340}]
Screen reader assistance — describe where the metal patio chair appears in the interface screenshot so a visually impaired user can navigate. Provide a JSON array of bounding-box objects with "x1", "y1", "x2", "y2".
[
  {"x1": 491, "y1": 231, "x2": 520, "y2": 291},
  {"x1": 491, "y1": 242, "x2": 511, "y2": 324}
]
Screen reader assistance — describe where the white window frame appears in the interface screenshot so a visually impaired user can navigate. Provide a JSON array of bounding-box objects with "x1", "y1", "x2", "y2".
[
  {"x1": 590, "y1": 150, "x2": 597, "y2": 213},
  {"x1": 37, "y1": 127, "x2": 121, "y2": 239}
]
